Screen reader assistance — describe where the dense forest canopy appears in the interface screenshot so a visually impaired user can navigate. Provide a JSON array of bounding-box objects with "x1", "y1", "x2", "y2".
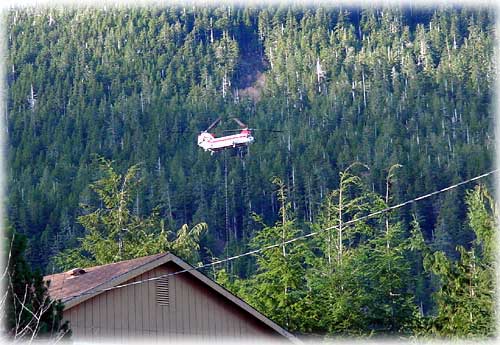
[{"x1": 4, "y1": 4, "x2": 496, "y2": 336}]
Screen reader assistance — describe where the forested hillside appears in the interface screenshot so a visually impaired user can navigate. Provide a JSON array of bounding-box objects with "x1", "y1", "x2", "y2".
[{"x1": 5, "y1": 4, "x2": 496, "y2": 336}]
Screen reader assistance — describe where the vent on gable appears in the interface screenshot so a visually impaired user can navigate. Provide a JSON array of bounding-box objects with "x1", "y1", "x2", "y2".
[{"x1": 156, "y1": 277, "x2": 169, "y2": 306}]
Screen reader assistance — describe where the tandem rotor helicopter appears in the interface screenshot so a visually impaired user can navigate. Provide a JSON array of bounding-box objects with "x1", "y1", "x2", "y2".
[{"x1": 197, "y1": 117, "x2": 255, "y2": 154}]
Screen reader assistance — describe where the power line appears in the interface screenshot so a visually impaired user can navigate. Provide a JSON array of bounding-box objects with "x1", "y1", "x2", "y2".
[{"x1": 61, "y1": 168, "x2": 498, "y2": 301}]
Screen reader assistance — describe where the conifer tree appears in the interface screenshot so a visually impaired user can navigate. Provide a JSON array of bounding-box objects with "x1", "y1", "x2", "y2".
[
  {"x1": 239, "y1": 177, "x2": 309, "y2": 331},
  {"x1": 53, "y1": 157, "x2": 206, "y2": 269},
  {"x1": 424, "y1": 185, "x2": 495, "y2": 337},
  {"x1": 3, "y1": 227, "x2": 70, "y2": 340}
]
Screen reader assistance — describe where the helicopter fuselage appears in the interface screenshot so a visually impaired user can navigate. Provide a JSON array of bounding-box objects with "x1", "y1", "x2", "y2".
[{"x1": 197, "y1": 129, "x2": 254, "y2": 153}]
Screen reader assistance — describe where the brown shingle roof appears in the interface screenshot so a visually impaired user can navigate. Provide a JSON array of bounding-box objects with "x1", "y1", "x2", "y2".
[
  {"x1": 43, "y1": 252, "x2": 301, "y2": 343},
  {"x1": 44, "y1": 252, "x2": 167, "y2": 302}
]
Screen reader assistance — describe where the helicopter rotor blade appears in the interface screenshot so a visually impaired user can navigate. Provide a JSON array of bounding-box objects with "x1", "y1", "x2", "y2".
[
  {"x1": 222, "y1": 129, "x2": 245, "y2": 133},
  {"x1": 205, "y1": 117, "x2": 222, "y2": 132},
  {"x1": 260, "y1": 129, "x2": 284, "y2": 133},
  {"x1": 231, "y1": 117, "x2": 247, "y2": 128},
  {"x1": 222, "y1": 128, "x2": 284, "y2": 133}
]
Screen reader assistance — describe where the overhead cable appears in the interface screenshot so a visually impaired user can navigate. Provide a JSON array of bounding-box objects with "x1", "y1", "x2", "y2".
[{"x1": 60, "y1": 168, "x2": 499, "y2": 300}]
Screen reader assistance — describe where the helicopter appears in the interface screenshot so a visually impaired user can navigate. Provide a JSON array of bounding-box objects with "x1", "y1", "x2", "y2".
[{"x1": 197, "y1": 117, "x2": 255, "y2": 154}]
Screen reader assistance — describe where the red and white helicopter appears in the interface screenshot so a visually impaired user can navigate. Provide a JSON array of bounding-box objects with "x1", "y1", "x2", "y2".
[{"x1": 197, "y1": 118, "x2": 255, "y2": 153}]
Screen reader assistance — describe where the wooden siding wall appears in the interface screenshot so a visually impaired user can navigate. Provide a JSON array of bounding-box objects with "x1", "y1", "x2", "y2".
[{"x1": 64, "y1": 262, "x2": 278, "y2": 341}]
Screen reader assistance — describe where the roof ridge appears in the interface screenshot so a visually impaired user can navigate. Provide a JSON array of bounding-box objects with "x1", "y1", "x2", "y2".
[
  {"x1": 45, "y1": 251, "x2": 169, "y2": 278},
  {"x1": 84, "y1": 251, "x2": 169, "y2": 269},
  {"x1": 44, "y1": 252, "x2": 301, "y2": 343},
  {"x1": 63, "y1": 252, "x2": 171, "y2": 302}
]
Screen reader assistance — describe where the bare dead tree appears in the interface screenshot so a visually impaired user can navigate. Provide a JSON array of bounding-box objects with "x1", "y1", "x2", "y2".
[{"x1": 1, "y1": 233, "x2": 70, "y2": 343}]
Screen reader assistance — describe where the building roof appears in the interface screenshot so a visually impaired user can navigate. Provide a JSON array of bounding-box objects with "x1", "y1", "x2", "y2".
[
  {"x1": 44, "y1": 252, "x2": 301, "y2": 344},
  {"x1": 44, "y1": 252, "x2": 166, "y2": 303}
]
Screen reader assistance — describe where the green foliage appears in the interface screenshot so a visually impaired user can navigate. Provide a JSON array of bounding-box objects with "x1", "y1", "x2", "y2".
[
  {"x1": 6, "y1": 6, "x2": 494, "y2": 272},
  {"x1": 3, "y1": 227, "x2": 70, "y2": 340},
  {"x1": 423, "y1": 185, "x2": 495, "y2": 338},
  {"x1": 53, "y1": 158, "x2": 206, "y2": 270},
  {"x1": 304, "y1": 167, "x2": 422, "y2": 335},
  {"x1": 221, "y1": 168, "x2": 427, "y2": 336},
  {"x1": 238, "y1": 178, "x2": 310, "y2": 332},
  {"x1": 4, "y1": 5, "x2": 495, "y2": 339},
  {"x1": 465, "y1": 185, "x2": 496, "y2": 262}
]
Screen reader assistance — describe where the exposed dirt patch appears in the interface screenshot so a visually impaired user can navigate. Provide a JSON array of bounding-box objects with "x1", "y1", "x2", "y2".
[
  {"x1": 234, "y1": 49, "x2": 267, "y2": 103},
  {"x1": 238, "y1": 71, "x2": 266, "y2": 102}
]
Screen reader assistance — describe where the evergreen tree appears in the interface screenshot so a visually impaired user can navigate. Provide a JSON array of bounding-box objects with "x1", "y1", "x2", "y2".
[
  {"x1": 236, "y1": 177, "x2": 310, "y2": 332},
  {"x1": 53, "y1": 157, "x2": 206, "y2": 269},
  {"x1": 308, "y1": 165, "x2": 421, "y2": 335},
  {"x1": 4, "y1": 6, "x2": 496, "y2": 338},
  {"x1": 423, "y1": 185, "x2": 495, "y2": 337},
  {"x1": 3, "y1": 227, "x2": 70, "y2": 340}
]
